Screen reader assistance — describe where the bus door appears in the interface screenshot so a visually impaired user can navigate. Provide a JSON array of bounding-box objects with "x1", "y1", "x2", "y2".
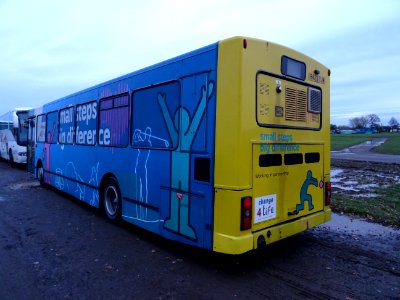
[
  {"x1": 27, "y1": 117, "x2": 36, "y2": 173},
  {"x1": 162, "y1": 72, "x2": 214, "y2": 249}
]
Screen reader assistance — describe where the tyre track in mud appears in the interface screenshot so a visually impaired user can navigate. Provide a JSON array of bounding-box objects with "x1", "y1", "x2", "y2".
[{"x1": 0, "y1": 162, "x2": 399, "y2": 299}]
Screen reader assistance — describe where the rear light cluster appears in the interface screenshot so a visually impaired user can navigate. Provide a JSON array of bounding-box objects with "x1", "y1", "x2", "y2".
[
  {"x1": 241, "y1": 196, "x2": 252, "y2": 230},
  {"x1": 325, "y1": 182, "x2": 331, "y2": 206}
]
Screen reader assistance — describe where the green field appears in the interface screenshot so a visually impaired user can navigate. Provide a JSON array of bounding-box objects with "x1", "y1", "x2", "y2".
[
  {"x1": 332, "y1": 184, "x2": 400, "y2": 227},
  {"x1": 372, "y1": 134, "x2": 400, "y2": 154},
  {"x1": 331, "y1": 132, "x2": 400, "y2": 154}
]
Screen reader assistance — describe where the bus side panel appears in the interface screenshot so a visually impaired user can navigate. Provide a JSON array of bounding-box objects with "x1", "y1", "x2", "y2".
[
  {"x1": 119, "y1": 50, "x2": 217, "y2": 250},
  {"x1": 32, "y1": 45, "x2": 219, "y2": 251},
  {"x1": 38, "y1": 144, "x2": 101, "y2": 206},
  {"x1": 119, "y1": 72, "x2": 217, "y2": 250}
]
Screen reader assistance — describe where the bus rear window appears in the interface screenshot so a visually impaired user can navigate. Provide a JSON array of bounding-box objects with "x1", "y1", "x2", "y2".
[{"x1": 281, "y1": 56, "x2": 306, "y2": 80}]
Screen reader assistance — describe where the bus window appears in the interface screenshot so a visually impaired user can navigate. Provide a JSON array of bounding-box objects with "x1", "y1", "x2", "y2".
[
  {"x1": 281, "y1": 56, "x2": 306, "y2": 80},
  {"x1": 132, "y1": 81, "x2": 180, "y2": 149},
  {"x1": 76, "y1": 101, "x2": 97, "y2": 146},
  {"x1": 99, "y1": 94, "x2": 129, "y2": 147},
  {"x1": 17, "y1": 111, "x2": 29, "y2": 147},
  {"x1": 59, "y1": 107, "x2": 75, "y2": 144},
  {"x1": 46, "y1": 111, "x2": 59, "y2": 144},
  {"x1": 36, "y1": 114, "x2": 46, "y2": 143}
]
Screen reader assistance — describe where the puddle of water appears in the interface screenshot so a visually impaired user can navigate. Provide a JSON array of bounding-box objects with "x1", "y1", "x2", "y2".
[
  {"x1": 330, "y1": 168, "x2": 343, "y2": 183},
  {"x1": 336, "y1": 186, "x2": 358, "y2": 192},
  {"x1": 351, "y1": 139, "x2": 387, "y2": 148},
  {"x1": 335, "y1": 182, "x2": 380, "y2": 196},
  {"x1": 321, "y1": 213, "x2": 399, "y2": 237},
  {"x1": 376, "y1": 174, "x2": 400, "y2": 183},
  {"x1": 330, "y1": 167, "x2": 397, "y2": 197},
  {"x1": 353, "y1": 193, "x2": 379, "y2": 198},
  {"x1": 9, "y1": 181, "x2": 41, "y2": 190},
  {"x1": 358, "y1": 183, "x2": 379, "y2": 189},
  {"x1": 345, "y1": 180, "x2": 358, "y2": 185}
]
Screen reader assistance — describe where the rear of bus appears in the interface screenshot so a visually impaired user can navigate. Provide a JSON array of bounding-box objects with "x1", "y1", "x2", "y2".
[{"x1": 213, "y1": 37, "x2": 331, "y2": 254}]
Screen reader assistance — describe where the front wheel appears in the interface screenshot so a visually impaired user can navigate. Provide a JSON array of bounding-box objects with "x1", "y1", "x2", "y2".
[
  {"x1": 9, "y1": 149, "x2": 15, "y2": 168},
  {"x1": 101, "y1": 177, "x2": 122, "y2": 223}
]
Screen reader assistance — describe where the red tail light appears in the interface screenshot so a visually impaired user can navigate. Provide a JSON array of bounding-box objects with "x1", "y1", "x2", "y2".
[
  {"x1": 241, "y1": 196, "x2": 252, "y2": 230},
  {"x1": 325, "y1": 182, "x2": 331, "y2": 206}
]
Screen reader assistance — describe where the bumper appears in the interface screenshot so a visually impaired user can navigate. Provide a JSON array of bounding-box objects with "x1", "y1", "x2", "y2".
[{"x1": 213, "y1": 209, "x2": 331, "y2": 254}]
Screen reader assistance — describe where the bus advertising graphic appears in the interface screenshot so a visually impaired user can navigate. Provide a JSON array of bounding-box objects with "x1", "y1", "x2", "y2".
[{"x1": 160, "y1": 82, "x2": 214, "y2": 240}]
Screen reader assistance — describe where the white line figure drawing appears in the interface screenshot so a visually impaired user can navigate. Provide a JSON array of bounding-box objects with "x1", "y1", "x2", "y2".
[
  {"x1": 55, "y1": 168, "x2": 64, "y2": 190},
  {"x1": 133, "y1": 127, "x2": 152, "y2": 220},
  {"x1": 133, "y1": 127, "x2": 170, "y2": 221},
  {"x1": 133, "y1": 128, "x2": 169, "y2": 147},
  {"x1": 89, "y1": 162, "x2": 100, "y2": 206},
  {"x1": 65, "y1": 161, "x2": 85, "y2": 200}
]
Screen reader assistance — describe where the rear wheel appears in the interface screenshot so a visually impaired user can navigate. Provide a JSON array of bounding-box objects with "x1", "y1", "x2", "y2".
[{"x1": 101, "y1": 177, "x2": 121, "y2": 223}]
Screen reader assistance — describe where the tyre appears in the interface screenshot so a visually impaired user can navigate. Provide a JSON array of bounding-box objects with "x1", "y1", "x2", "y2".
[
  {"x1": 101, "y1": 177, "x2": 122, "y2": 223},
  {"x1": 37, "y1": 161, "x2": 45, "y2": 186},
  {"x1": 9, "y1": 149, "x2": 15, "y2": 168}
]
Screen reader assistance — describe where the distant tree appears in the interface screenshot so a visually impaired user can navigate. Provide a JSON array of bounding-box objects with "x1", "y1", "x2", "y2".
[
  {"x1": 330, "y1": 124, "x2": 340, "y2": 134},
  {"x1": 360, "y1": 116, "x2": 369, "y2": 128},
  {"x1": 389, "y1": 117, "x2": 399, "y2": 128},
  {"x1": 367, "y1": 114, "x2": 380, "y2": 128},
  {"x1": 349, "y1": 116, "x2": 368, "y2": 129}
]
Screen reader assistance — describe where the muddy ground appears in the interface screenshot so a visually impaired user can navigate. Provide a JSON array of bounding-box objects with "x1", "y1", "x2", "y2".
[
  {"x1": 331, "y1": 159, "x2": 400, "y2": 199},
  {"x1": 331, "y1": 160, "x2": 400, "y2": 193},
  {"x1": 0, "y1": 161, "x2": 399, "y2": 299}
]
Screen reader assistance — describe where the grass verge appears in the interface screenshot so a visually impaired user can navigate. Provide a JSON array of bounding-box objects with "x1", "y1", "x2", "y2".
[
  {"x1": 331, "y1": 132, "x2": 400, "y2": 154},
  {"x1": 331, "y1": 185, "x2": 400, "y2": 227},
  {"x1": 372, "y1": 134, "x2": 400, "y2": 155},
  {"x1": 330, "y1": 135, "x2": 370, "y2": 151}
]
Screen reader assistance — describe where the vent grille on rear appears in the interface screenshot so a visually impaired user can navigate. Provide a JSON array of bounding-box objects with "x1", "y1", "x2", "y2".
[
  {"x1": 308, "y1": 88, "x2": 322, "y2": 113},
  {"x1": 285, "y1": 87, "x2": 307, "y2": 122}
]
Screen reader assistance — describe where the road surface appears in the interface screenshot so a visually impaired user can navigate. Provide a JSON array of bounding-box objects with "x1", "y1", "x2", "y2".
[
  {"x1": 331, "y1": 138, "x2": 400, "y2": 164},
  {"x1": 0, "y1": 162, "x2": 399, "y2": 299}
]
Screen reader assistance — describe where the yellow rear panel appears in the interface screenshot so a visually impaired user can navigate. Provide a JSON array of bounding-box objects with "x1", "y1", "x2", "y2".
[{"x1": 213, "y1": 37, "x2": 330, "y2": 254}]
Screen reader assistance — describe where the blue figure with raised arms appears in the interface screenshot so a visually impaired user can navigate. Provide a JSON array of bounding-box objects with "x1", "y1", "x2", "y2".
[{"x1": 158, "y1": 82, "x2": 214, "y2": 240}]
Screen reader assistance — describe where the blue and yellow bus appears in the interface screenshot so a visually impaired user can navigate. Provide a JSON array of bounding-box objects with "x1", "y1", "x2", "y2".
[{"x1": 27, "y1": 37, "x2": 331, "y2": 254}]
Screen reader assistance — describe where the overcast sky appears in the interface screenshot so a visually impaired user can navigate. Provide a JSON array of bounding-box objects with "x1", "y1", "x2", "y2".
[{"x1": 1, "y1": 0, "x2": 399, "y2": 125}]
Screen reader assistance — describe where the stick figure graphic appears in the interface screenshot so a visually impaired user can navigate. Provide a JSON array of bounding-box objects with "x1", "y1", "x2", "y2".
[
  {"x1": 133, "y1": 127, "x2": 152, "y2": 220},
  {"x1": 293, "y1": 170, "x2": 318, "y2": 214},
  {"x1": 158, "y1": 82, "x2": 214, "y2": 239}
]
